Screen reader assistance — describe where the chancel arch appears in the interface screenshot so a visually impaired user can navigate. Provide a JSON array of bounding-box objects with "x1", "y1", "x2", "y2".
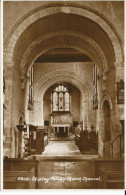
[{"x1": 31, "y1": 70, "x2": 90, "y2": 131}]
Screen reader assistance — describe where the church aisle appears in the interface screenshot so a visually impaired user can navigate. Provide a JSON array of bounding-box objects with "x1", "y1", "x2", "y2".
[
  {"x1": 36, "y1": 141, "x2": 95, "y2": 189},
  {"x1": 42, "y1": 141, "x2": 82, "y2": 156},
  {"x1": 38, "y1": 160, "x2": 94, "y2": 189}
]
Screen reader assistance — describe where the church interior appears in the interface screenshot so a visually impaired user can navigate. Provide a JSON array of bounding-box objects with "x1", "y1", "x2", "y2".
[{"x1": 3, "y1": 1, "x2": 124, "y2": 189}]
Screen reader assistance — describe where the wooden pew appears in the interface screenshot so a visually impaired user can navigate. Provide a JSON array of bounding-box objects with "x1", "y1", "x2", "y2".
[
  {"x1": 4, "y1": 158, "x2": 39, "y2": 189},
  {"x1": 92, "y1": 158, "x2": 124, "y2": 189},
  {"x1": 75, "y1": 134, "x2": 80, "y2": 149},
  {"x1": 4, "y1": 171, "x2": 35, "y2": 189},
  {"x1": 30, "y1": 130, "x2": 48, "y2": 155},
  {"x1": 100, "y1": 167, "x2": 124, "y2": 189}
]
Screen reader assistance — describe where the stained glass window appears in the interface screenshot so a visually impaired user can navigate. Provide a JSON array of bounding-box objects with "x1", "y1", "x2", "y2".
[
  {"x1": 52, "y1": 84, "x2": 70, "y2": 111},
  {"x1": 65, "y1": 92, "x2": 69, "y2": 111},
  {"x1": 53, "y1": 92, "x2": 58, "y2": 111}
]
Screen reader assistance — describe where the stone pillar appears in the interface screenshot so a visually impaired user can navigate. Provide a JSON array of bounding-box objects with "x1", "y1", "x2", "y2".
[
  {"x1": 51, "y1": 115, "x2": 53, "y2": 127},
  {"x1": 98, "y1": 111, "x2": 104, "y2": 157},
  {"x1": 4, "y1": 63, "x2": 14, "y2": 157},
  {"x1": 80, "y1": 93, "x2": 84, "y2": 130},
  {"x1": 83, "y1": 100, "x2": 88, "y2": 130},
  {"x1": 18, "y1": 130, "x2": 22, "y2": 158},
  {"x1": 34, "y1": 100, "x2": 44, "y2": 126},
  {"x1": 114, "y1": 64, "x2": 124, "y2": 157},
  {"x1": 24, "y1": 74, "x2": 29, "y2": 124},
  {"x1": 70, "y1": 93, "x2": 73, "y2": 125}
]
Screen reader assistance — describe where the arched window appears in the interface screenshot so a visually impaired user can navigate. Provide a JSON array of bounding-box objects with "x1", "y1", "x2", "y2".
[
  {"x1": 28, "y1": 66, "x2": 34, "y2": 110},
  {"x1": 52, "y1": 84, "x2": 70, "y2": 112}
]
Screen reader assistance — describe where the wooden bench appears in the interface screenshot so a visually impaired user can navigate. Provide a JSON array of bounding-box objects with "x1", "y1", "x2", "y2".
[
  {"x1": 4, "y1": 171, "x2": 35, "y2": 189},
  {"x1": 4, "y1": 158, "x2": 39, "y2": 189},
  {"x1": 75, "y1": 134, "x2": 80, "y2": 149},
  {"x1": 100, "y1": 167, "x2": 124, "y2": 189},
  {"x1": 92, "y1": 158, "x2": 124, "y2": 189},
  {"x1": 30, "y1": 131, "x2": 48, "y2": 154}
]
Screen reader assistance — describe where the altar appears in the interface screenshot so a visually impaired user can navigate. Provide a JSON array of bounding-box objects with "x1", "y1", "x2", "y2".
[{"x1": 53, "y1": 124, "x2": 70, "y2": 137}]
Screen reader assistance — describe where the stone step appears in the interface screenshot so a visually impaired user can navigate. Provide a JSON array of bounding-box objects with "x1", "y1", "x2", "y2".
[{"x1": 28, "y1": 154, "x2": 99, "y2": 161}]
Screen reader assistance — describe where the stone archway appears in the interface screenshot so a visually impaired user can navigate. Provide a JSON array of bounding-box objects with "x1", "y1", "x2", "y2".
[
  {"x1": 19, "y1": 31, "x2": 108, "y2": 79},
  {"x1": 3, "y1": 2, "x2": 124, "y2": 158},
  {"x1": 4, "y1": 2, "x2": 123, "y2": 66},
  {"x1": 34, "y1": 69, "x2": 90, "y2": 100},
  {"x1": 29, "y1": 70, "x2": 90, "y2": 130}
]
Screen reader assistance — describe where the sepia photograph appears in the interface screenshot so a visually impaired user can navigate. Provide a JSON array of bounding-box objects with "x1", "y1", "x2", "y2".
[{"x1": 2, "y1": 0, "x2": 124, "y2": 190}]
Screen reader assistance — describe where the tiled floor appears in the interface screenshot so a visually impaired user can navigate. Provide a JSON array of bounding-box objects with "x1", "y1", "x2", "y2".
[{"x1": 36, "y1": 141, "x2": 96, "y2": 189}]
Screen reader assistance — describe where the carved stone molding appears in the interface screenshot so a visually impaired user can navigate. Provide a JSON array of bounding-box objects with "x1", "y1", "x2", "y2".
[
  {"x1": 20, "y1": 31, "x2": 108, "y2": 75},
  {"x1": 4, "y1": 2, "x2": 122, "y2": 52},
  {"x1": 34, "y1": 69, "x2": 90, "y2": 101},
  {"x1": 4, "y1": 3, "x2": 123, "y2": 67}
]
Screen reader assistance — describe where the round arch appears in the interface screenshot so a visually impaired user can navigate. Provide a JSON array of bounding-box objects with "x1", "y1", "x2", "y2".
[
  {"x1": 20, "y1": 31, "x2": 108, "y2": 76},
  {"x1": 34, "y1": 69, "x2": 90, "y2": 101},
  {"x1": 4, "y1": 2, "x2": 123, "y2": 67},
  {"x1": 30, "y1": 70, "x2": 90, "y2": 127}
]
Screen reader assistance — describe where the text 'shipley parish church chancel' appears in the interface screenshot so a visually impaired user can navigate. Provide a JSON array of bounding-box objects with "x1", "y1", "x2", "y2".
[{"x1": 3, "y1": 1, "x2": 124, "y2": 189}]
